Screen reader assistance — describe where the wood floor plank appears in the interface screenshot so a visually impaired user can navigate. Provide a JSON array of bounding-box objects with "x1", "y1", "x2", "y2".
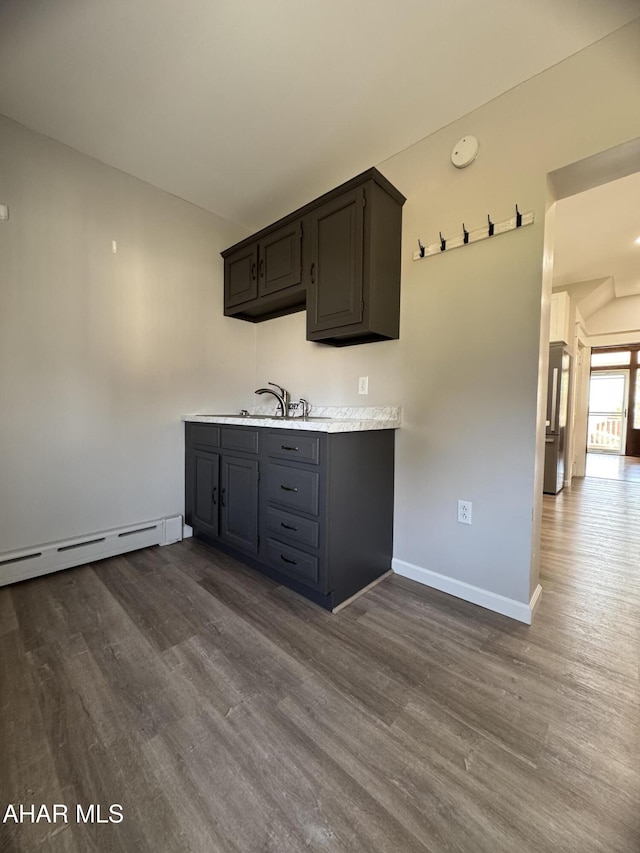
[
  {"x1": 0, "y1": 630, "x2": 79, "y2": 853},
  {"x1": 94, "y1": 553, "x2": 200, "y2": 653},
  {"x1": 24, "y1": 634, "x2": 186, "y2": 853},
  {"x1": 196, "y1": 567, "x2": 413, "y2": 726}
]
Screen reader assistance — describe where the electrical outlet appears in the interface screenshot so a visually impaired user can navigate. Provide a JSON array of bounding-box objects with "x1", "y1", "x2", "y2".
[
  {"x1": 457, "y1": 500, "x2": 472, "y2": 525},
  {"x1": 358, "y1": 376, "x2": 369, "y2": 395}
]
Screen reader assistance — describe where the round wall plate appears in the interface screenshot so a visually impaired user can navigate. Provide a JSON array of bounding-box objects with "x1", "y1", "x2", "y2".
[{"x1": 451, "y1": 136, "x2": 479, "y2": 168}]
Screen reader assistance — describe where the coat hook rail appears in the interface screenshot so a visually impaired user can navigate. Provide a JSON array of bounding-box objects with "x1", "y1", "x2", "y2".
[{"x1": 414, "y1": 206, "x2": 534, "y2": 261}]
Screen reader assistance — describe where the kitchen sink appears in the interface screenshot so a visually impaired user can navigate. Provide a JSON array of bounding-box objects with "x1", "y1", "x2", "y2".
[{"x1": 195, "y1": 414, "x2": 333, "y2": 421}]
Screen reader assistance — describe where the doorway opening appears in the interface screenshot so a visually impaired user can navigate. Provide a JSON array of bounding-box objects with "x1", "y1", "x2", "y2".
[
  {"x1": 534, "y1": 137, "x2": 640, "y2": 626},
  {"x1": 585, "y1": 344, "x2": 640, "y2": 482}
]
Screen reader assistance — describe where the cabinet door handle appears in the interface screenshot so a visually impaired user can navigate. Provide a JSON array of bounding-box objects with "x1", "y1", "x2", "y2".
[
  {"x1": 251, "y1": 262, "x2": 257, "y2": 280},
  {"x1": 280, "y1": 485, "x2": 298, "y2": 492},
  {"x1": 280, "y1": 554, "x2": 298, "y2": 566},
  {"x1": 281, "y1": 522, "x2": 298, "y2": 531},
  {"x1": 221, "y1": 487, "x2": 226, "y2": 507},
  {"x1": 281, "y1": 445, "x2": 299, "y2": 452},
  {"x1": 212, "y1": 487, "x2": 217, "y2": 505},
  {"x1": 310, "y1": 262, "x2": 315, "y2": 284},
  {"x1": 259, "y1": 258, "x2": 264, "y2": 278}
]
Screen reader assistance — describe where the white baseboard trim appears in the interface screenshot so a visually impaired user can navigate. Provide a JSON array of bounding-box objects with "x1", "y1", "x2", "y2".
[
  {"x1": 392, "y1": 558, "x2": 542, "y2": 624},
  {"x1": 0, "y1": 515, "x2": 186, "y2": 587}
]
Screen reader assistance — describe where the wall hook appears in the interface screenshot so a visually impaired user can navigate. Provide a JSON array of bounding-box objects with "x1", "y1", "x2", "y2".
[
  {"x1": 462, "y1": 223, "x2": 469, "y2": 245},
  {"x1": 418, "y1": 238, "x2": 425, "y2": 258},
  {"x1": 515, "y1": 204, "x2": 522, "y2": 227},
  {"x1": 487, "y1": 214, "x2": 494, "y2": 237},
  {"x1": 439, "y1": 232, "x2": 446, "y2": 252}
]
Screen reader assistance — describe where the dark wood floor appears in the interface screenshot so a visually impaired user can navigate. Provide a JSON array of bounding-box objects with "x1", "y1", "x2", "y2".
[{"x1": 1, "y1": 478, "x2": 639, "y2": 852}]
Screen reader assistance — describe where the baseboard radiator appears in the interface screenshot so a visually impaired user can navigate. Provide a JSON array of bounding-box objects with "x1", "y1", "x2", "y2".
[{"x1": 0, "y1": 515, "x2": 185, "y2": 587}]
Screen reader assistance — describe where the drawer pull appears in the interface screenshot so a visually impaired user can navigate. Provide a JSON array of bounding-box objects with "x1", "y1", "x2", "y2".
[
  {"x1": 212, "y1": 487, "x2": 218, "y2": 505},
  {"x1": 221, "y1": 487, "x2": 226, "y2": 507},
  {"x1": 281, "y1": 444, "x2": 299, "y2": 452},
  {"x1": 281, "y1": 522, "x2": 298, "y2": 531},
  {"x1": 280, "y1": 554, "x2": 298, "y2": 565},
  {"x1": 280, "y1": 484, "x2": 298, "y2": 492}
]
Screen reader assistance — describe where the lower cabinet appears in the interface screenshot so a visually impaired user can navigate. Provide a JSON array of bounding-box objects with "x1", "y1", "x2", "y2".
[
  {"x1": 219, "y1": 455, "x2": 258, "y2": 553},
  {"x1": 185, "y1": 423, "x2": 394, "y2": 610},
  {"x1": 193, "y1": 450, "x2": 220, "y2": 538},
  {"x1": 189, "y1": 445, "x2": 258, "y2": 556}
]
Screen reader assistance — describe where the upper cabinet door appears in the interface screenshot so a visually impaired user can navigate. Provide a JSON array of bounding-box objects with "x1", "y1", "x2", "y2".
[
  {"x1": 224, "y1": 243, "x2": 258, "y2": 308},
  {"x1": 307, "y1": 187, "x2": 364, "y2": 334},
  {"x1": 258, "y1": 221, "x2": 302, "y2": 296}
]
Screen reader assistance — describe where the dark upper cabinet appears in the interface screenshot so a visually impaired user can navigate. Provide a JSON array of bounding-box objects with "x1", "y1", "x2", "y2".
[
  {"x1": 221, "y1": 168, "x2": 405, "y2": 344},
  {"x1": 306, "y1": 187, "x2": 364, "y2": 334},
  {"x1": 259, "y1": 221, "x2": 302, "y2": 297},
  {"x1": 306, "y1": 178, "x2": 404, "y2": 346},
  {"x1": 224, "y1": 243, "x2": 258, "y2": 308},
  {"x1": 223, "y1": 223, "x2": 304, "y2": 322}
]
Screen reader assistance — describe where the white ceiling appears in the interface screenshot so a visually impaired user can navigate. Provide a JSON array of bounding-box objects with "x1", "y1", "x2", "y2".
[
  {"x1": 553, "y1": 171, "x2": 640, "y2": 298},
  {"x1": 1, "y1": 0, "x2": 638, "y2": 229}
]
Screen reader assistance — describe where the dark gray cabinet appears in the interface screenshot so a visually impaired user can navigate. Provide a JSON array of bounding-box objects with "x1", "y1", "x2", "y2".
[
  {"x1": 223, "y1": 222, "x2": 305, "y2": 322},
  {"x1": 185, "y1": 422, "x2": 395, "y2": 610},
  {"x1": 186, "y1": 426, "x2": 259, "y2": 556},
  {"x1": 220, "y1": 456, "x2": 259, "y2": 553},
  {"x1": 306, "y1": 186, "x2": 364, "y2": 335},
  {"x1": 222, "y1": 168, "x2": 405, "y2": 345},
  {"x1": 258, "y1": 220, "x2": 303, "y2": 297},
  {"x1": 306, "y1": 177, "x2": 404, "y2": 346},
  {"x1": 224, "y1": 243, "x2": 258, "y2": 308},
  {"x1": 193, "y1": 450, "x2": 219, "y2": 538}
]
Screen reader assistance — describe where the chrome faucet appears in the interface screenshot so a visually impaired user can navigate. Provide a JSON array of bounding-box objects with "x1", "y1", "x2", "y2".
[{"x1": 254, "y1": 382, "x2": 290, "y2": 417}]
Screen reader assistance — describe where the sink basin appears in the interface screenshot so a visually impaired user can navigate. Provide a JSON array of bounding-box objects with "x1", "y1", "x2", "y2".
[
  {"x1": 194, "y1": 414, "x2": 333, "y2": 421},
  {"x1": 195, "y1": 414, "x2": 277, "y2": 419}
]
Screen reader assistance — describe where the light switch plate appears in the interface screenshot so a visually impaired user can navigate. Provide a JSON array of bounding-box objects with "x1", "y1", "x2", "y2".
[{"x1": 0, "y1": 204, "x2": 9, "y2": 220}]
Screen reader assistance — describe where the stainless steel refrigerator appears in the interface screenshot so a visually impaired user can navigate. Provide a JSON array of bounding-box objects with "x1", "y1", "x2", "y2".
[{"x1": 544, "y1": 343, "x2": 571, "y2": 494}]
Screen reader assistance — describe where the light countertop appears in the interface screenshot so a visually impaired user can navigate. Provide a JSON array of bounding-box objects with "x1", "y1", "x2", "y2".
[{"x1": 182, "y1": 406, "x2": 401, "y2": 433}]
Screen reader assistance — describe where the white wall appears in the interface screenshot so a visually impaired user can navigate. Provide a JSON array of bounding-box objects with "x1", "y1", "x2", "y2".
[
  {"x1": 0, "y1": 115, "x2": 254, "y2": 554},
  {"x1": 254, "y1": 20, "x2": 640, "y2": 608},
  {"x1": 586, "y1": 295, "x2": 640, "y2": 337}
]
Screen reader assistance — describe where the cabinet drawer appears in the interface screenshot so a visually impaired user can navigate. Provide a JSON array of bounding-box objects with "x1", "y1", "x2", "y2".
[
  {"x1": 266, "y1": 432, "x2": 320, "y2": 465},
  {"x1": 265, "y1": 463, "x2": 319, "y2": 516},
  {"x1": 265, "y1": 538, "x2": 319, "y2": 586},
  {"x1": 221, "y1": 427, "x2": 259, "y2": 454},
  {"x1": 266, "y1": 507, "x2": 319, "y2": 550},
  {"x1": 189, "y1": 424, "x2": 220, "y2": 449}
]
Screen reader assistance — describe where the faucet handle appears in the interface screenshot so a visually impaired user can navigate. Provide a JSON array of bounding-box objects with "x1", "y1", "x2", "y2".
[
  {"x1": 298, "y1": 398, "x2": 311, "y2": 418},
  {"x1": 268, "y1": 381, "x2": 286, "y2": 396}
]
